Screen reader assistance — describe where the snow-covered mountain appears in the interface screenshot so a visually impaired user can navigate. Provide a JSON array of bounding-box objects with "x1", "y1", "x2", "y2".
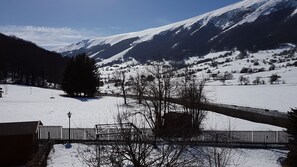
[{"x1": 57, "y1": 0, "x2": 297, "y2": 66}]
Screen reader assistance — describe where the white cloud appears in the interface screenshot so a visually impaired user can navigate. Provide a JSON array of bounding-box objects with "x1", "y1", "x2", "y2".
[{"x1": 0, "y1": 25, "x2": 100, "y2": 50}]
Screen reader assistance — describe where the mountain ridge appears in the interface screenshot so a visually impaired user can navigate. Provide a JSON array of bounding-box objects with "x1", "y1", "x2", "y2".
[{"x1": 57, "y1": 0, "x2": 297, "y2": 66}]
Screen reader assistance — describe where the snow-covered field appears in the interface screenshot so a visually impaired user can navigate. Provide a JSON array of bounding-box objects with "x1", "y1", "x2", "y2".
[
  {"x1": 47, "y1": 144, "x2": 287, "y2": 167},
  {"x1": 206, "y1": 84, "x2": 297, "y2": 113},
  {"x1": 0, "y1": 83, "x2": 293, "y2": 167},
  {"x1": 0, "y1": 84, "x2": 286, "y2": 131},
  {"x1": 0, "y1": 84, "x2": 123, "y2": 128}
]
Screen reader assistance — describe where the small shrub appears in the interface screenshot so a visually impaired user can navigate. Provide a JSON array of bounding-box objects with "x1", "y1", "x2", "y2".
[
  {"x1": 269, "y1": 74, "x2": 281, "y2": 84},
  {"x1": 238, "y1": 75, "x2": 250, "y2": 85},
  {"x1": 258, "y1": 67, "x2": 266, "y2": 72},
  {"x1": 253, "y1": 61, "x2": 259, "y2": 66},
  {"x1": 252, "y1": 76, "x2": 261, "y2": 85},
  {"x1": 269, "y1": 64, "x2": 276, "y2": 71}
]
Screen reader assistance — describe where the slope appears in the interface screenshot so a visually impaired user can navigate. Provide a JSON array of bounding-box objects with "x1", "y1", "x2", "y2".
[
  {"x1": 57, "y1": 0, "x2": 297, "y2": 65},
  {"x1": 0, "y1": 33, "x2": 70, "y2": 85}
]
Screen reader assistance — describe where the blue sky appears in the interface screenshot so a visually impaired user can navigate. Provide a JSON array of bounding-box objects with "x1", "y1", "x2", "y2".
[{"x1": 0, "y1": 0, "x2": 241, "y2": 50}]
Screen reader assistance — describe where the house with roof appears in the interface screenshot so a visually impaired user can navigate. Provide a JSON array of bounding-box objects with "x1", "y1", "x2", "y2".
[
  {"x1": 162, "y1": 112, "x2": 192, "y2": 137},
  {"x1": 0, "y1": 121, "x2": 43, "y2": 166}
]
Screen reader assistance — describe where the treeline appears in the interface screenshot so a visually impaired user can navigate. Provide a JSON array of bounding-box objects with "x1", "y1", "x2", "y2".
[{"x1": 0, "y1": 33, "x2": 70, "y2": 87}]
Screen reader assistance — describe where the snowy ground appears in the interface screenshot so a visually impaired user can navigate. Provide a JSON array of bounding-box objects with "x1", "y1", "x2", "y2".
[
  {"x1": 206, "y1": 84, "x2": 297, "y2": 113},
  {"x1": 0, "y1": 84, "x2": 122, "y2": 128},
  {"x1": 0, "y1": 83, "x2": 292, "y2": 167},
  {"x1": 0, "y1": 84, "x2": 285, "y2": 131},
  {"x1": 47, "y1": 143, "x2": 287, "y2": 167}
]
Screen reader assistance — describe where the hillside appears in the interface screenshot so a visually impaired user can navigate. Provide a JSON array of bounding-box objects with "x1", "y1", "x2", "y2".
[
  {"x1": 98, "y1": 46, "x2": 297, "y2": 113},
  {"x1": 57, "y1": 0, "x2": 297, "y2": 65},
  {"x1": 0, "y1": 33, "x2": 70, "y2": 86}
]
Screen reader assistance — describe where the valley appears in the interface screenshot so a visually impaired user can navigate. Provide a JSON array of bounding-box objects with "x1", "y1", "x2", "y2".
[{"x1": 1, "y1": 0, "x2": 297, "y2": 166}]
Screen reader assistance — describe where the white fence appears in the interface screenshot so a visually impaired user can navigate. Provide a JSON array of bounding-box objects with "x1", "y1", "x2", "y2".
[
  {"x1": 39, "y1": 126, "x2": 63, "y2": 139},
  {"x1": 39, "y1": 126, "x2": 96, "y2": 140},
  {"x1": 38, "y1": 126, "x2": 288, "y2": 143},
  {"x1": 195, "y1": 130, "x2": 288, "y2": 143}
]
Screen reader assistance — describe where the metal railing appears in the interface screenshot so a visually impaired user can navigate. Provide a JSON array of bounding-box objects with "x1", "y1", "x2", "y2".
[{"x1": 38, "y1": 126, "x2": 288, "y2": 144}]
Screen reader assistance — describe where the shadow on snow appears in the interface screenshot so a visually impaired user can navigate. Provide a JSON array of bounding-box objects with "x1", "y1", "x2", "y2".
[{"x1": 59, "y1": 94, "x2": 102, "y2": 102}]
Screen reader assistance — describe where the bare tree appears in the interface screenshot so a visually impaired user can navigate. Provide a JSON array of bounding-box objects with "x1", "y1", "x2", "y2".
[
  {"x1": 238, "y1": 76, "x2": 249, "y2": 85},
  {"x1": 199, "y1": 127, "x2": 244, "y2": 167},
  {"x1": 3, "y1": 85, "x2": 8, "y2": 94},
  {"x1": 201, "y1": 146, "x2": 242, "y2": 167},
  {"x1": 78, "y1": 110, "x2": 205, "y2": 167},
  {"x1": 130, "y1": 71, "x2": 148, "y2": 104},
  {"x1": 114, "y1": 71, "x2": 128, "y2": 105},
  {"x1": 238, "y1": 75, "x2": 244, "y2": 85},
  {"x1": 252, "y1": 76, "x2": 261, "y2": 85},
  {"x1": 77, "y1": 65, "x2": 240, "y2": 167},
  {"x1": 130, "y1": 64, "x2": 206, "y2": 138},
  {"x1": 218, "y1": 72, "x2": 233, "y2": 85},
  {"x1": 269, "y1": 73, "x2": 281, "y2": 84},
  {"x1": 178, "y1": 70, "x2": 207, "y2": 134},
  {"x1": 144, "y1": 62, "x2": 177, "y2": 137}
]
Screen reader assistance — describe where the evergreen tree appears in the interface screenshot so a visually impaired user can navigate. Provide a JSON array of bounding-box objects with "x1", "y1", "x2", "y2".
[
  {"x1": 286, "y1": 108, "x2": 297, "y2": 166},
  {"x1": 62, "y1": 53, "x2": 100, "y2": 97},
  {"x1": 0, "y1": 33, "x2": 70, "y2": 86}
]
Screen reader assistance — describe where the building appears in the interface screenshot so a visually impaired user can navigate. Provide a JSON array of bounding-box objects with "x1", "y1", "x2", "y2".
[
  {"x1": 162, "y1": 112, "x2": 192, "y2": 137},
  {"x1": 0, "y1": 121, "x2": 43, "y2": 166}
]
